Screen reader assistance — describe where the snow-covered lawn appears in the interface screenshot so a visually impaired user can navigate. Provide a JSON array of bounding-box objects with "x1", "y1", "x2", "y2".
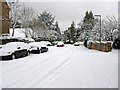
[{"x1": 0, "y1": 45, "x2": 118, "y2": 88}]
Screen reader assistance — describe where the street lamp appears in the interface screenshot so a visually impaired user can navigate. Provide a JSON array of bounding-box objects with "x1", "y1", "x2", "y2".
[{"x1": 94, "y1": 15, "x2": 102, "y2": 42}]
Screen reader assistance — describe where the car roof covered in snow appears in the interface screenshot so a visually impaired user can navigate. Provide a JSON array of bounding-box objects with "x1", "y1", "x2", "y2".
[
  {"x1": 29, "y1": 42, "x2": 47, "y2": 47},
  {"x1": 0, "y1": 42, "x2": 30, "y2": 52},
  {"x1": 74, "y1": 42, "x2": 80, "y2": 44},
  {"x1": 3, "y1": 42, "x2": 30, "y2": 50},
  {"x1": 57, "y1": 41, "x2": 64, "y2": 45}
]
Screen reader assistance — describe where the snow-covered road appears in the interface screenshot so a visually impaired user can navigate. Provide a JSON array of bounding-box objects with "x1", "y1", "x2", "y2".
[{"x1": 0, "y1": 45, "x2": 118, "y2": 88}]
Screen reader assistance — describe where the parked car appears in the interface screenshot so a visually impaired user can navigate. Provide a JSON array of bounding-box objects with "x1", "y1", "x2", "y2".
[
  {"x1": 0, "y1": 42, "x2": 31, "y2": 60},
  {"x1": 53, "y1": 41, "x2": 58, "y2": 46},
  {"x1": 29, "y1": 42, "x2": 48, "y2": 54},
  {"x1": 45, "y1": 41, "x2": 52, "y2": 46},
  {"x1": 30, "y1": 45, "x2": 40, "y2": 54},
  {"x1": 29, "y1": 42, "x2": 41, "y2": 54},
  {"x1": 74, "y1": 42, "x2": 80, "y2": 46},
  {"x1": 39, "y1": 41, "x2": 49, "y2": 52},
  {"x1": 40, "y1": 45, "x2": 48, "y2": 53},
  {"x1": 113, "y1": 38, "x2": 120, "y2": 49},
  {"x1": 35, "y1": 41, "x2": 51, "y2": 46},
  {"x1": 79, "y1": 42, "x2": 84, "y2": 45},
  {"x1": 57, "y1": 41, "x2": 64, "y2": 47}
]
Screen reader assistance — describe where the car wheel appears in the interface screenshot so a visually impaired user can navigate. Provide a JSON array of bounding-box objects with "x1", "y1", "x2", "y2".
[
  {"x1": 11, "y1": 54, "x2": 16, "y2": 60},
  {"x1": 26, "y1": 51, "x2": 30, "y2": 56},
  {"x1": 39, "y1": 49, "x2": 41, "y2": 53}
]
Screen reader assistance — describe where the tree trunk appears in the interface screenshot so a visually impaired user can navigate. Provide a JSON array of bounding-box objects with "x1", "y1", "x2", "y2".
[
  {"x1": 12, "y1": 28, "x2": 15, "y2": 37},
  {"x1": 12, "y1": 22, "x2": 17, "y2": 37}
]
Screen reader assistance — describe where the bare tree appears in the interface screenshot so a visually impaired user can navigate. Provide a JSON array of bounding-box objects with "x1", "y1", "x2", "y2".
[
  {"x1": 102, "y1": 16, "x2": 118, "y2": 41},
  {"x1": 8, "y1": 0, "x2": 21, "y2": 36},
  {"x1": 78, "y1": 16, "x2": 118, "y2": 41},
  {"x1": 19, "y1": 3, "x2": 35, "y2": 38}
]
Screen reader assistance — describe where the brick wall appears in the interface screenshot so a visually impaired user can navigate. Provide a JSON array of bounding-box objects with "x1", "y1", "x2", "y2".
[{"x1": 0, "y1": 0, "x2": 10, "y2": 34}]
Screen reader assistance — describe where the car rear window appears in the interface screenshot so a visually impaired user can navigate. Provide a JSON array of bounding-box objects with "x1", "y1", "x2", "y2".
[{"x1": 41, "y1": 47, "x2": 46, "y2": 49}]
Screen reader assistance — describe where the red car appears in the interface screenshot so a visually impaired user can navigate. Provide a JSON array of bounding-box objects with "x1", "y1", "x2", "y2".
[{"x1": 57, "y1": 41, "x2": 64, "y2": 47}]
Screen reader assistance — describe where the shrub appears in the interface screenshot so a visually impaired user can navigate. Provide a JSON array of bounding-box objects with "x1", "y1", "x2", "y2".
[
  {"x1": 113, "y1": 38, "x2": 120, "y2": 49},
  {"x1": 84, "y1": 39, "x2": 88, "y2": 47}
]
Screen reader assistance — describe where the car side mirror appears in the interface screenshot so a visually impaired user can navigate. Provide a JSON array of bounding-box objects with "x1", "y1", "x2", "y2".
[{"x1": 17, "y1": 47, "x2": 21, "y2": 49}]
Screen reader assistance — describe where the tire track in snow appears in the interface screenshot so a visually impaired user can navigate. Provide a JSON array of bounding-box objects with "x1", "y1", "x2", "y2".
[
  {"x1": 102, "y1": 65, "x2": 115, "y2": 88},
  {"x1": 3, "y1": 46, "x2": 59, "y2": 73},
  {"x1": 3, "y1": 50, "x2": 65, "y2": 88},
  {"x1": 2, "y1": 47, "x2": 63, "y2": 74},
  {"x1": 8, "y1": 45, "x2": 74, "y2": 88},
  {"x1": 31, "y1": 45, "x2": 76, "y2": 88},
  {"x1": 3, "y1": 46, "x2": 71, "y2": 88}
]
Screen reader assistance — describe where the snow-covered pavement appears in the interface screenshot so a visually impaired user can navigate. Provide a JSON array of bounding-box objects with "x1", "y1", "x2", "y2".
[{"x1": 0, "y1": 45, "x2": 118, "y2": 88}]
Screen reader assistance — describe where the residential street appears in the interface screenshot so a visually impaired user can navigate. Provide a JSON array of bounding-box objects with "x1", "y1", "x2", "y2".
[{"x1": 0, "y1": 45, "x2": 118, "y2": 88}]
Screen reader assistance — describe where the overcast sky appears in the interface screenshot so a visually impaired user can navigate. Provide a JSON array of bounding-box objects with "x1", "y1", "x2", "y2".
[{"x1": 20, "y1": 1, "x2": 118, "y2": 31}]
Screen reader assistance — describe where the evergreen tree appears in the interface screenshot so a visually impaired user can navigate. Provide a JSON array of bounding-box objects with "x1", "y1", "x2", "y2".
[
  {"x1": 69, "y1": 21, "x2": 76, "y2": 43},
  {"x1": 54, "y1": 21, "x2": 61, "y2": 40},
  {"x1": 82, "y1": 11, "x2": 95, "y2": 40},
  {"x1": 37, "y1": 11, "x2": 55, "y2": 30},
  {"x1": 64, "y1": 29, "x2": 71, "y2": 43},
  {"x1": 64, "y1": 21, "x2": 77, "y2": 43},
  {"x1": 76, "y1": 28, "x2": 80, "y2": 40},
  {"x1": 54, "y1": 22, "x2": 61, "y2": 34}
]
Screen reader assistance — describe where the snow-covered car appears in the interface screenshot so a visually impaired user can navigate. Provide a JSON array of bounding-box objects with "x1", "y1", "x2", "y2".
[
  {"x1": 53, "y1": 41, "x2": 58, "y2": 46},
  {"x1": 30, "y1": 45, "x2": 40, "y2": 54},
  {"x1": 74, "y1": 42, "x2": 80, "y2": 46},
  {"x1": 39, "y1": 41, "x2": 52, "y2": 46},
  {"x1": 45, "y1": 41, "x2": 52, "y2": 46},
  {"x1": 40, "y1": 45, "x2": 48, "y2": 53},
  {"x1": 0, "y1": 42, "x2": 31, "y2": 60},
  {"x1": 79, "y1": 42, "x2": 84, "y2": 45},
  {"x1": 29, "y1": 42, "x2": 41, "y2": 54},
  {"x1": 57, "y1": 41, "x2": 64, "y2": 47},
  {"x1": 29, "y1": 42, "x2": 48, "y2": 54},
  {"x1": 18, "y1": 37, "x2": 34, "y2": 43}
]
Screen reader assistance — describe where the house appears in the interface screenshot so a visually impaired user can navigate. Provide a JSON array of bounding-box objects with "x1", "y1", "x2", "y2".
[{"x1": 0, "y1": 0, "x2": 10, "y2": 35}]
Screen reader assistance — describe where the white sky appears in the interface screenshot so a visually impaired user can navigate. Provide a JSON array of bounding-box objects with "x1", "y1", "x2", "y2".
[{"x1": 19, "y1": 0, "x2": 119, "y2": 31}]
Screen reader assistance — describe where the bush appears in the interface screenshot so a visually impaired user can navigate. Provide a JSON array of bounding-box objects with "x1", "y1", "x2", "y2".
[
  {"x1": 0, "y1": 38, "x2": 19, "y2": 45},
  {"x1": 113, "y1": 38, "x2": 120, "y2": 49},
  {"x1": 84, "y1": 39, "x2": 88, "y2": 47}
]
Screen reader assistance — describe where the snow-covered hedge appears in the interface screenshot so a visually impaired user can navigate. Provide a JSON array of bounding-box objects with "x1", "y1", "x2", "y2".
[{"x1": 0, "y1": 35, "x2": 34, "y2": 45}]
